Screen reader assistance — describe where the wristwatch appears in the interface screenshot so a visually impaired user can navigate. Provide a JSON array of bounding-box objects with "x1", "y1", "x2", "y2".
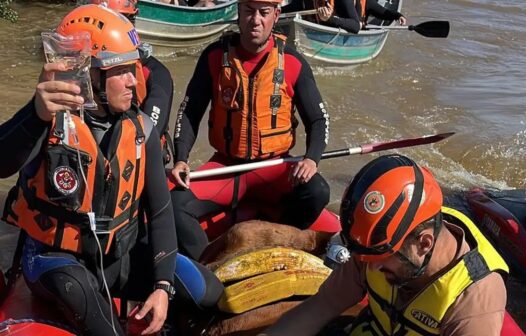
[{"x1": 154, "y1": 283, "x2": 176, "y2": 301}]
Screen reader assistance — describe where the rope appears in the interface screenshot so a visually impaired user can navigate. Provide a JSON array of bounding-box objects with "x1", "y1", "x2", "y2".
[{"x1": 312, "y1": 27, "x2": 342, "y2": 58}]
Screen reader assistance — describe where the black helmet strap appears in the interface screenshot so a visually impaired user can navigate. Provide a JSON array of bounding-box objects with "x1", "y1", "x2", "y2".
[
  {"x1": 389, "y1": 163, "x2": 424, "y2": 248},
  {"x1": 91, "y1": 69, "x2": 113, "y2": 115},
  {"x1": 395, "y1": 212, "x2": 443, "y2": 284}
]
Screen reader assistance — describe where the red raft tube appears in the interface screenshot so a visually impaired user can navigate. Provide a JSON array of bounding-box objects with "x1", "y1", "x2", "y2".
[
  {"x1": 1, "y1": 198, "x2": 524, "y2": 335},
  {"x1": 467, "y1": 188, "x2": 526, "y2": 280},
  {"x1": 0, "y1": 201, "x2": 342, "y2": 335}
]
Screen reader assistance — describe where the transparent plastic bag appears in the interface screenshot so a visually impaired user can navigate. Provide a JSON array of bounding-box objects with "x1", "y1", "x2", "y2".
[{"x1": 41, "y1": 31, "x2": 97, "y2": 109}]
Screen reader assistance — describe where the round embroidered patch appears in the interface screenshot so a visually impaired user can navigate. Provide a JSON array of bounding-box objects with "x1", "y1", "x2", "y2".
[
  {"x1": 363, "y1": 191, "x2": 385, "y2": 214},
  {"x1": 53, "y1": 166, "x2": 79, "y2": 195}
]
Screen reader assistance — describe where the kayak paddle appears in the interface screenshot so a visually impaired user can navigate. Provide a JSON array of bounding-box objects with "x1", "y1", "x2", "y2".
[
  {"x1": 366, "y1": 21, "x2": 450, "y2": 38},
  {"x1": 189, "y1": 132, "x2": 455, "y2": 180}
]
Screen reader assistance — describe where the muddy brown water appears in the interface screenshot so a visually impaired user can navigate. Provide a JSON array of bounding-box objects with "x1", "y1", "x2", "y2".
[{"x1": 0, "y1": 0, "x2": 525, "y2": 331}]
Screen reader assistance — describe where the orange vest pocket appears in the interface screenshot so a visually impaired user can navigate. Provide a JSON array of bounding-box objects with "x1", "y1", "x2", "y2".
[{"x1": 259, "y1": 126, "x2": 293, "y2": 156}]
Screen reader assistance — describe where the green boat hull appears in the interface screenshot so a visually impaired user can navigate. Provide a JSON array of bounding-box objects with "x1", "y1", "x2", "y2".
[
  {"x1": 136, "y1": 0, "x2": 237, "y2": 49},
  {"x1": 276, "y1": 0, "x2": 402, "y2": 66}
]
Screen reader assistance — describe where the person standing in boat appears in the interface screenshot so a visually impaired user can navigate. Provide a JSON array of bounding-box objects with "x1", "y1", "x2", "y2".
[
  {"x1": 91, "y1": 0, "x2": 176, "y2": 165},
  {"x1": 262, "y1": 154, "x2": 508, "y2": 335},
  {"x1": 170, "y1": 0, "x2": 331, "y2": 260},
  {"x1": 0, "y1": 5, "x2": 222, "y2": 335}
]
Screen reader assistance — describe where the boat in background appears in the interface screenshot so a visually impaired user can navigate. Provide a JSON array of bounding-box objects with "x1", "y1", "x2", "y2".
[
  {"x1": 467, "y1": 188, "x2": 526, "y2": 280},
  {"x1": 276, "y1": 0, "x2": 402, "y2": 65},
  {"x1": 135, "y1": 0, "x2": 237, "y2": 50}
]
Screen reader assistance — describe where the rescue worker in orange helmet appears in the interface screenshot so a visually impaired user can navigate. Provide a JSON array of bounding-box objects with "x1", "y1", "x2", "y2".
[
  {"x1": 90, "y1": 0, "x2": 175, "y2": 165},
  {"x1": 0, "y1": 5, "x2": 222, "y2": 335},
  {"x1": 169, "y1": 0, "x2": 332, "y2": 260},
  {"x1": 263, "y1": 154, "x2": 508, "y2": 336},
  {"x1": 90, "y1": 0, "x2": 139, "y2": 17}
]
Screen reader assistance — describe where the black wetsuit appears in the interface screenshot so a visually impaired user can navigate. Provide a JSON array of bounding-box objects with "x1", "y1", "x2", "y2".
[
  {"x1": 0, "y1": 101, "x2": 222, "y2": 335},
  {"x1": 171, "y1": 35, "x2": 331, "y2": 260},
  {"x1": 359, "y1": 0, "x2": 404, "y2": 23},
  {"x1": 140, "y1": 53, "x2": 175, "y2": 164}
]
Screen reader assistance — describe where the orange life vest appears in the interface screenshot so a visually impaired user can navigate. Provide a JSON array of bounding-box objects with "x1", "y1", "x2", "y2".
[
  {"x1": 357, "y1": 0, "x2": 367, "y2": 22},
  {"x1": 3, "y1": 110, "x2": 147, "y2": 256},
  {"x1": 209, "y1": 34, "x2": 296, "y2": 161},
  {"x1": 135, "y1": 60, "x2": 147, "y2": 106}
]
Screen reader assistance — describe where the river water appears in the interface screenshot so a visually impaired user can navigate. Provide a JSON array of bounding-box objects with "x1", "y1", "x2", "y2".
[{"x1": 0, "y1": 0, "x2": 525, "y2": 329}]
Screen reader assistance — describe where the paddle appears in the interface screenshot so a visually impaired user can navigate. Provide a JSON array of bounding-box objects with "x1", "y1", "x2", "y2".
[
  {"x1": 189, "y1": 132, "x2": 454, "y2": 180},
  {"x1": 366, "y1": 21, "x2": 450, "y2": 38}
]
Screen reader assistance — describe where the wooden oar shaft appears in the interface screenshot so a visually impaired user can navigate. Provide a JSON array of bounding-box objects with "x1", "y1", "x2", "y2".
[{"x1": 189, "y1": 132, "x2": 454, "y2": 180}]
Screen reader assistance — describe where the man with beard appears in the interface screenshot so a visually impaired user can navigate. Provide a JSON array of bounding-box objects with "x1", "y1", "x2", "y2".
[
  {"x1": 263, "y1": 154, "x2": 508, "y2": 335},
  {"x1": 170, "y1": 0, "x2": 331, "y2": 260}
]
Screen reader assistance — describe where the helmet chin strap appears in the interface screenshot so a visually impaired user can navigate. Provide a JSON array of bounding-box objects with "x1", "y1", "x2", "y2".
[
  {"x1": 91, "y1": 69, "x2": 114, "y2": 115},
  {"x1": 396, "y1": 213, "x2": 443, "y2": 285}
]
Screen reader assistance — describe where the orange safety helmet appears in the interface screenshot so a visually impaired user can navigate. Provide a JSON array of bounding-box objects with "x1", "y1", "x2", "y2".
[
  {"x1": 56, "y1": 4, "x2": 140, "y2": 69},
  {"x1": 90, "y1": 0, "x2": 138, "y2": 15},
  {"x1": 339, "y1": 154, "x2": 443, "y2": 262}
]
